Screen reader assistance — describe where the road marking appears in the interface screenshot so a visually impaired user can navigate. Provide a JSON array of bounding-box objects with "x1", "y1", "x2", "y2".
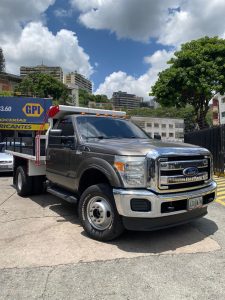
[
  {"x1": 217, "y1": 191, "x2": 225, "y2": 196},
  {"x1": 214, "y1": 176, "x2": 225, "y2": 206},
  {"x1": 216, "y1": 199, "x2": 225, "y2": 207}
]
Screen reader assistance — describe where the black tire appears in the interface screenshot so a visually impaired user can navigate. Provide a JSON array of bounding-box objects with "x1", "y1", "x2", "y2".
[
  {"x1": 78, "y1": 184, "x2": 124, "y2": 241},
  {"x1": 15, "y1": 166, "x2": 32, "y2": 197},
  {"x1": 33, "y1": 176, "x2": 46, "y2": 195}
]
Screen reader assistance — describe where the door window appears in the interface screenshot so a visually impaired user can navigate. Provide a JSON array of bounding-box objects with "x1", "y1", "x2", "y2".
[
  {"x1": 49, "y1": 117, "x2": 75, "y2": 148},
  {"x1": 57, "y1": 118, "x2": 74, "y2": 136}
]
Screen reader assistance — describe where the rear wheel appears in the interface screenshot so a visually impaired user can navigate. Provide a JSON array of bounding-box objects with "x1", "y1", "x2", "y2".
[
  {"x1": 15, "y1": 166, "x2": 32, "y2": 197},
  {"x1": 78, "y1": 184, "x2": 124, "y2": 241}
]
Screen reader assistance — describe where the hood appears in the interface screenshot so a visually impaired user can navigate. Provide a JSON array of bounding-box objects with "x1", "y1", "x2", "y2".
[
  {"x1": 84, "y1": 138, "x2": 210, "y2": 157},
  {"x1": 0, "y1": 152, "x2": 13, "y2": 161}
]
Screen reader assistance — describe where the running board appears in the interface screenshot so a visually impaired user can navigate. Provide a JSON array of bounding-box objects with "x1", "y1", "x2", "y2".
[{"x1": 47, "y1": 186, "x2": 78, "y2": 204}]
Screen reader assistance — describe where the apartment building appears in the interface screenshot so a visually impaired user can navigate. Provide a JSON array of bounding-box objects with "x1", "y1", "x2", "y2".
[
  {"x1": 112, "y1": 91, "x2": 143, "y2": 110},
  {"x1": 20, "y1": 64, "x2": 63, "y2": 82},
  {"x1": 212, "y1": 93, "x2": 225, "y2": 125},
  {"x1": 131, "y1": 116, "x2": 184, "y2": 142},
  {"x1": 64, "y1": 71, "x2": 92, "y2": 93}
]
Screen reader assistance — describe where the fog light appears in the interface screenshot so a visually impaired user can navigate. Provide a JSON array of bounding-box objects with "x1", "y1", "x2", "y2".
[{"x1": 130, "y1": 199, "x2": 151, "y2": 212}]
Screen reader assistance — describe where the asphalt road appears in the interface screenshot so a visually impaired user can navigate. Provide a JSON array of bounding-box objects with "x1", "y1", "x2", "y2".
[{"x1": 0, "y1": 174, "x2": 225, "y2": 300}]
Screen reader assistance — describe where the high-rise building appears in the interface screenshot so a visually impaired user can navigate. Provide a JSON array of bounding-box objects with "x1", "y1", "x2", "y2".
[
  {"x1": 64, "y1": 71, "x2": 92, "y2": 93},
  {"x1": 20, "y1": 64, "x2": 63, "y2": 82},
  {"x1": 112, "y1": 91, "x2": 143, "y2": 109}
]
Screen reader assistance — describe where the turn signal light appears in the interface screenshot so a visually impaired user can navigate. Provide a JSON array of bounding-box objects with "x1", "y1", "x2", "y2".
[{"x1": 114, "y1": 161, "x2": 125, "y2": 172}]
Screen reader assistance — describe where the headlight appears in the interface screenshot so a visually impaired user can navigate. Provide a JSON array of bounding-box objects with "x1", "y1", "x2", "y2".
[{"x1": 114, "y1": 156, "x2": 146, "y2": 188}]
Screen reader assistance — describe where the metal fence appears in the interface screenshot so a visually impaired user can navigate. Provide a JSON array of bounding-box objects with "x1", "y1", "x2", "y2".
[{"x1": 184, "y1": 125, "x2": 225, "y2": 174}]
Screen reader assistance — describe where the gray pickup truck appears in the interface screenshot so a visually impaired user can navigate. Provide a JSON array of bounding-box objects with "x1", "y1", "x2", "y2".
[{"x1": 7, "y1": 105, "x2": 217, "y2": 241}]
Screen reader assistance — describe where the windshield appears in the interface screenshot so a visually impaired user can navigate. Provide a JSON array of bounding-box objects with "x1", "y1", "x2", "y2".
[{"x1": 76, "y1": 116, "x2": 149, "y2": 140}]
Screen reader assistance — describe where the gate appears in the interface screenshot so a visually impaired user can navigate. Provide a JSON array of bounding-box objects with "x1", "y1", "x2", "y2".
[{"x1": 184, "y1": 125, "x2": 225, "y2": 174}]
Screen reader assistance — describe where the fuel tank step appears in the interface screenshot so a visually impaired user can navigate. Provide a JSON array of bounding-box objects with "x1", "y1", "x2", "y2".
[{"x1": 47, "y1": 186, "x2": 78, "y2": 204}]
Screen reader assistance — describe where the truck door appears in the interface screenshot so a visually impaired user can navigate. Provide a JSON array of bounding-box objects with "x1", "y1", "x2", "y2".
[{"x1": 46, "y1": 116, "x2": 76, "y2": 189}]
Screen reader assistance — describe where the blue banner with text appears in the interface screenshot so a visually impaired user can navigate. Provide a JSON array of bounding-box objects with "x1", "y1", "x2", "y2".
[{"x1": 0, "y1": 97, "x2": 52, "y2": 124}]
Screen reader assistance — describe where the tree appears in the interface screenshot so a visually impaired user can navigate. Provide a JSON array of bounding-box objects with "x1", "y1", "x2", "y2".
[
  {"x1": 0, "y1": 47, "x2": 5, "y2": 72},
  {"x1": 78, "y1": 89, "x2": 111, "y2": 107},
  {"x1": 151, "y1": 36, "x2": 225, "y2": 129},
  {"x1": 15, "y1": 73, "x2": 69, "y2": 104}
]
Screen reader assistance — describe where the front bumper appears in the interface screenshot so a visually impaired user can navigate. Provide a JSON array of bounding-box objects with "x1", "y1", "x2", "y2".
[
  {"x1": 113, "y1": 181, "x2": 216, "y2": 229},
  {"x1": 122, "y1": 207, "x2": 208, "y2": 231}
]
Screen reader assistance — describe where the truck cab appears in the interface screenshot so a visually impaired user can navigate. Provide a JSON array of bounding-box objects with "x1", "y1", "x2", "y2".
[{"x1": 6, "y1": 105, "x2": 217, "y2": 241}]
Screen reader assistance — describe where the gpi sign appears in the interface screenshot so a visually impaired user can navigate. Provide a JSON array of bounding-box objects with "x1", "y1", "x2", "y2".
[{"x1": 22, "y1": 103, "x2": 44, "y2": 117}]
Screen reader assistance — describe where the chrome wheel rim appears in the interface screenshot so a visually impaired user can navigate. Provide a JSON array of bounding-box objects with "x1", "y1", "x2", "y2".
[
  {"x1": 17, "y1": 173, "x2": 22, "y2": 191},
  {"x1": 87, "y1": 196, "x2": 113, "y2": 230}
]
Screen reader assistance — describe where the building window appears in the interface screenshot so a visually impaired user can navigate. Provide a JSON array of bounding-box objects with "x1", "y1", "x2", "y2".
[
  {"x1": 222, "y1": 112, "x2": 225, "y2": 118},
  {"x1": 169, "y1": 124, "x2": 173, "y2": 129},
  {"x1": 162, "y1": 132, "x2": 166, "y2": 137},
  {"x1": 146, "y1": 122, "x2": 152, "y2": 127},
  {"x1": 162, "y1": 124, "x2": 166, "y2": 128},
  {"x1": 154, "y1": 123, "x2": 159, "y2": 128},
  {"x1": 169, "y1": 132, "x2": 174, "y2": 137},
  {"x1": 175, "y1": 123, "x2": 184, "y2": 128},
  {"x1": 175, "y1": 132, "x2": 184, "y2": 138}
]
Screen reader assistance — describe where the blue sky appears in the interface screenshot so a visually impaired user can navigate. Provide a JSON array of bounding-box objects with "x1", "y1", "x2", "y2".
[
  {"x1": 1, "y1": 0, "x2": 225, "y2": 99},
  {"x1": 46, "y1": 0, "x2": 164, "y2": 90}
]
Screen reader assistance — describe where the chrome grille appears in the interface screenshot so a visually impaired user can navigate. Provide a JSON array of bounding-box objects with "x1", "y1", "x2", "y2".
[{"x1": 158, "y1": 156, "x2": 211, "y2": 192}]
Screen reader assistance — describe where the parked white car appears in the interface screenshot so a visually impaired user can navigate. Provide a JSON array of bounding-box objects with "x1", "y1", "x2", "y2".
[{"x1": 0, "y1": 142, "x2": 14, "y2": 172}]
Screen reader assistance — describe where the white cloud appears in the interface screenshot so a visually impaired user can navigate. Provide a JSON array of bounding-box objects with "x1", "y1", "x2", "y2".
[
  {"x1": 71, "y1": 0, "x2": 179, "y2": 42},
  {"x1": 89, "y1": 0, "x2": 225, "y2": 98},
  {"x1": 95, "y1": 50, "x2": 173, "y2": 99},
  {"x1": 0, "y1": 1, "x2": 93, "y2": 78},
  {"x1": 0, "y1": 0, "x2": 55, "y2": 43},
  {"x1": 70, "y1": 0, "x2": 104, "y2": 12},
  {"x1": 3, "y1": 22, "x2": 93, "y2": 77},
  {"x1": 71, "y1": 0, "x2": 225, "y2": 45},
  {"x1": 159, "y1": 0, "x2": 225, "y2": 46},
  {"x1": 54, "y1": 8, "x2": 72, "y2": 18}
]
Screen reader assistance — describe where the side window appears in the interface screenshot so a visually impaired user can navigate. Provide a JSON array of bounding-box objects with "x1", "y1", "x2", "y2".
[
  {"x1": 49, "y1": 117, "x2": 75, "y2": 148},
  {"x1": 57, "y1": 117, "x2": 74, "y2": 136}
]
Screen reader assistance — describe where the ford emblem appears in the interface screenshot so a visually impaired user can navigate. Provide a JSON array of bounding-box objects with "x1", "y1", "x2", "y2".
[{"x1": 183, "y1": 167, "x2": 199, "y2": 177}]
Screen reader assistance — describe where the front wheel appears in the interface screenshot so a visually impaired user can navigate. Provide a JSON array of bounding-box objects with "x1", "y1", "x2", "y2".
[{"x1": 78, "y1": 184, "x2": 124, "y2": 241}]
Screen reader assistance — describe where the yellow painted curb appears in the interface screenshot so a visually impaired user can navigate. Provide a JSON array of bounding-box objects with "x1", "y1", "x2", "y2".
[{"x1": 216, "y1": 199, "x2": 225, "y2": 207}]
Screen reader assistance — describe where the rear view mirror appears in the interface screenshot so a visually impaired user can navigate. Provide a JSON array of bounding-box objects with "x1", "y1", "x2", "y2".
[{"x1": 49, "y1": 129, "x2": 62, "y2": 136}]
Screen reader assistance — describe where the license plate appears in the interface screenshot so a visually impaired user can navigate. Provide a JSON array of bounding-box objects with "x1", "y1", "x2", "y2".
[{"x1": 188, "y1": 196, "x2": 203, "y2": 210}]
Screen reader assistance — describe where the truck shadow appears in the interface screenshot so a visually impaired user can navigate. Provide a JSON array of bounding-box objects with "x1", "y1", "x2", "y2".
[
  {"x1": 29, "y1": 193, "x2": 80, "y2": 226},
  {"x1": 107, "y1": 218, "x2": 219, "y2": 254},
  {"x1": 28, "y1": 193, "x2": 219, "y2": 254}
]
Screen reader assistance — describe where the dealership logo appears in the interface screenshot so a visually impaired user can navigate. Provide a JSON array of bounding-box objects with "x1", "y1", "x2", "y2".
[
  {"x1": 183, "y1": 167, "x2": 199, "y2": 177},
  {"x1": 22, "y1": 103, "x2": 44, "y2": 117}
]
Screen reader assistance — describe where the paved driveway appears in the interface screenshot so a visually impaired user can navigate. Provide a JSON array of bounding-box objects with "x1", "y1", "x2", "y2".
[{"x1": 0, "y1": 175, "x2": 225, "y2": 299}]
